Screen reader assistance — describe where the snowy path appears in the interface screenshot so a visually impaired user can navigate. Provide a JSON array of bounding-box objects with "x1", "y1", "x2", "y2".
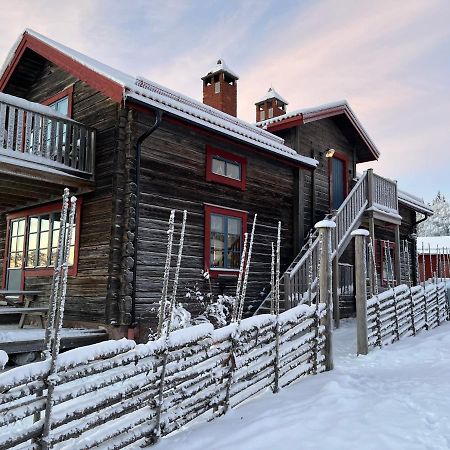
[{"x1": 157, "y1": 320, "x2": 450, "y2": 450}]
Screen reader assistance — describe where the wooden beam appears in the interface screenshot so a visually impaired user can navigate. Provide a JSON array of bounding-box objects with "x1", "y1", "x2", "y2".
[{"x1": 394, "y1": 225, "x2": 401, "y2": 285}]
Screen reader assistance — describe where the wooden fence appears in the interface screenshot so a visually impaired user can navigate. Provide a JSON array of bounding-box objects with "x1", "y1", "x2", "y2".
[
  {"x1": 0, "y1": 303, "x2": 326, "y2": 449},
  {"x1": 366, "y1": 281, "x2": 448, "y2": 349}
]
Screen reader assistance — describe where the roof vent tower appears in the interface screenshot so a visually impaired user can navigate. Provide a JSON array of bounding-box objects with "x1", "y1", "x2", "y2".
[
  {"x1": 255, "y1": 87, "x2": 288, "y2": 122},
  {"x1": 202, "y1": 59, "x2": 239, "y2": 117}
]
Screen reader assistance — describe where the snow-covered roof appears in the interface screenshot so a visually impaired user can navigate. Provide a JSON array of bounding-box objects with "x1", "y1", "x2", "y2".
[
  {"x1": 417, "y1": 236, "x2": 450, "y2": 254},
  {"x1": 398, "y1": 189, "x2": 433, "y2": 215},
  {"x1": 0, "y1": 30, "x2": 318, "y2": 168},
  {"x1": 256, "y1": 87, "x2": 288, "y2": 105},
  {"x1": 202, "y1": 58, "x2": 239, "y2": 80},
  {"x1": 256, "y1": 100, "x2": 380, "y2": 161}
]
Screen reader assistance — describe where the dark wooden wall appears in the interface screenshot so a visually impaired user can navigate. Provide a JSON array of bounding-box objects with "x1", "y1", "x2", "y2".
[
  {"x1": 2, "y1": 60, "x2": 122, "y2": 325},
  {"x1": 278, "y1": 118, "x2": 356, "y2": 241},
  {"x1": 127, "y1": 110, "x2": 298, "y2": 336}
]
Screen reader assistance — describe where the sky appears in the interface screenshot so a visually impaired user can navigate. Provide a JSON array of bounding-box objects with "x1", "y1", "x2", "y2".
[{"x1": 0, "y1": 0, "x2": 449, "y2": 202}]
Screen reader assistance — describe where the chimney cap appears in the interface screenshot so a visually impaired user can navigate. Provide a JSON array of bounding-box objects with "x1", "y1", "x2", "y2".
[
  {"x1": 201, "y1": 58, "x2": 239, "y2": 81},
  {"x1": 255, "y1": 87, "x2": 288, "y2": 106}
]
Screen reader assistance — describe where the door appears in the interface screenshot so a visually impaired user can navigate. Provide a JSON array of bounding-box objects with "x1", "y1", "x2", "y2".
[
  {"x1": 5, "y1": 218, "x2": 26, "y2": 291},
  {"x1": 330, "y1": 156, "x2": 346, "y2": 210}
]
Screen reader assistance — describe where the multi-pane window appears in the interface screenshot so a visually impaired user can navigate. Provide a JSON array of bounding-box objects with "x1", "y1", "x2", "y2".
[
  {"x1": 206, "y1": 147, "x2": 247, "y2": 190},
  {"x1": 210, "y1": 214, "x2": 242, "y2": 269},
  {"x1": 211, "y1": 156, "x2": 241, "y2": 181},
  {"x1": 5, "y1": 201, "x2": 80, "y2": 280},
  {"x1": 26, "y1": 212, "x2": 76, "y2": 269}
]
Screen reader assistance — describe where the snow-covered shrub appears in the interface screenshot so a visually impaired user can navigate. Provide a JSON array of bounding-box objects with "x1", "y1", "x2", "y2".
[{"x1": 193, "y1": 295, "x2": 235, "y2": 328}]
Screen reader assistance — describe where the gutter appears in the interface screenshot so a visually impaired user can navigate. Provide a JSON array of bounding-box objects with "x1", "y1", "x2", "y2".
[{"x1": 130, "y1": 103, "x2": 163, "y2": 330}]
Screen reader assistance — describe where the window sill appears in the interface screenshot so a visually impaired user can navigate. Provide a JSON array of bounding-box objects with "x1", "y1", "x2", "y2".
[{"x1": 209, "y1": 268, "x2": 239, "y2": 278}]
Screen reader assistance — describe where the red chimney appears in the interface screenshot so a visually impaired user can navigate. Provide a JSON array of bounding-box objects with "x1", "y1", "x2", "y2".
[
  {"x1": 255, "y1": 87, "x2": 288, "y2": 122},
  {"x1": 202, "y1": 59, "x2": 239, "y2": 117}
]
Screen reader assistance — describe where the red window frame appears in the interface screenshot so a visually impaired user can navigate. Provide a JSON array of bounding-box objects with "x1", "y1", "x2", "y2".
[
  {"x1": 376, "y1": 239, "x2": 396, "y2": 286},
  {"x1": 41, "y1": 85, "x2": 74, "y2": 118},
  {"x1": 328, "y1": 151, "x2": 349, "y2": 210},
  {"x1": 206, "y1": 146, "x2": 247, "y2": 190},
  {"x1": 204, "y1": 204, "x2": 248, "y2": 278},
  {"x1": 2, "y1": 199, "x2": 82, "y2": 288}
]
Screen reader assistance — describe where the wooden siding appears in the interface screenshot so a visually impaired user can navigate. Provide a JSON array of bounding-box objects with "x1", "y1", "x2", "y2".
[
  {"x1": 127, "y1": 111, "x2": 298, "y2": 336},
  {"x1": 1, "y1": 60, "x2": 121, "y2": 325},
  {"x1": 278, "y1": 118, "x2": 356, "y2": 240}
]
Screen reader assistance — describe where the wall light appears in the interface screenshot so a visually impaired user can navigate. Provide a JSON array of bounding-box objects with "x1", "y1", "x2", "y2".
[{"x1": 325, "y1": 148, "x2": 336, "y2": 158}]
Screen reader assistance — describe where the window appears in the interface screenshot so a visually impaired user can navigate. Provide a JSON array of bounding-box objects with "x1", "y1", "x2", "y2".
[
  {"x1": 2, "y1": 200, "x2": 81, "y2": 287},
  {"x1": 204, "y1": 205, "x2": 247, "y2": 276},
  {"x1": 206, "y1": 146, "x2": 247, "y2": 190}
]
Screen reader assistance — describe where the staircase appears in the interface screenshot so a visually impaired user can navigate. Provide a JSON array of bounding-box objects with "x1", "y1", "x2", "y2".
[{"x1": 252, "y1": 169, "x2": 399, "y2": 315}]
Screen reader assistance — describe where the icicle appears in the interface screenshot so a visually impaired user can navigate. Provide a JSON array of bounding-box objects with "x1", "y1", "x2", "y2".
[
  {"x1": 165, "y1": 210, "x2": 187, "y2": 336},
  {"x1": 237, "y1": 214, "x2": 257, "y2": 322},
  {"x1": 157, "y1": 210, "x2": 176, "y2": 338}
]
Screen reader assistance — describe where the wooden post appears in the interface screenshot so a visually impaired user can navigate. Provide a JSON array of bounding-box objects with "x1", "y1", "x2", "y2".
[
  {"x1": 352, "y1": 229, "x2": 369, "y2": 355},
  {"x1": 314, "y1": 219, "x2": 336, "y2": 371},
  {"x1": 332, "y1": 256, "x2": 340, "y2": 328},
  {"x1": 394, "y1": 225, "x2": 401, "y2": 286}
]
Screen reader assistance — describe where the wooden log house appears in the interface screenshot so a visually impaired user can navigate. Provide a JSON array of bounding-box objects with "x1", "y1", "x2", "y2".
[{"x1": 0, "y1": 30, "x2": 432, "y2": 342}]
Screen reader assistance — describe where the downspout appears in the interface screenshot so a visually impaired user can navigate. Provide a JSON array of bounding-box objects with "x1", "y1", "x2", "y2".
[{"x1": 130, "y1": 107, "x2": 163, "y2": 334}]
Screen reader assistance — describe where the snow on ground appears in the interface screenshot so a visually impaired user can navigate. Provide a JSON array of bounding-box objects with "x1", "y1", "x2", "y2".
[{"x1": 157, "y1": 319, "x2": 450, "y2": 450}]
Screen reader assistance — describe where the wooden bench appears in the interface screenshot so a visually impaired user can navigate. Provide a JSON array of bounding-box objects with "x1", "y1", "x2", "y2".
[{"x1": 0, "y1": 290, "x2": 45, "y2": 328}]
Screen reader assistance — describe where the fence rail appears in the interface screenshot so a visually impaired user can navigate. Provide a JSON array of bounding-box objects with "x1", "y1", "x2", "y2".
[
  {"x1": 366, "y1": 282, "x2": 448, "y2": 348},
  {"x1": 0, "y1": 93, "x2": 95, "y2": 177},
  {"x1": 0, "y1": 303, "x2": 326, "y2": 449}
]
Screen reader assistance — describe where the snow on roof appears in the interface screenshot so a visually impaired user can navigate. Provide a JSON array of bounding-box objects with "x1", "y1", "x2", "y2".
[
  {"x1": 398, "y1": 189, "x2": 433, "y2": 215},
  {"x1": 256, "y1": 87, "x2": 288, "y2": 105},
  {"x1": 417, "y1": 236, "x2": 450, "y2": 254},
  {"x1": 0, "y1": 30, "x2": 318, "y2": 168},
  {"x1": 202, "y1": 58, "x2": 239, "y2": 80},
  {"x1": 256, "y1": 100, "x2": 380, "y2": 160}
]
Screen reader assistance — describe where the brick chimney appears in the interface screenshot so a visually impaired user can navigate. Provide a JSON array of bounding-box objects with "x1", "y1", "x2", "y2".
[
  {"x1": 255, "y1": 87, "x2": 288, "y2": 122},
  {"x1": 202, "y1": 59, "x2": 239, "y2": 117}
]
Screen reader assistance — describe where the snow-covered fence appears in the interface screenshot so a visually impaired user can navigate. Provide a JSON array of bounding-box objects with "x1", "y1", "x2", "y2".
[
  {"x1": 0, "y1": 304, "x2": 326, "y2": 449},
  {"x1": 366, "y1": 282, "x2": 448, "y2": 348}
]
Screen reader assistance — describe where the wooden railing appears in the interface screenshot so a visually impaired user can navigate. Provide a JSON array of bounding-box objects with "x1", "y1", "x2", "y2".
[
  {"x1": 0, "y1": 93, "x2": 95, "y2": 178},
  {"x1": 370, "y1": 172, "x2": 398, "y2": 212}
]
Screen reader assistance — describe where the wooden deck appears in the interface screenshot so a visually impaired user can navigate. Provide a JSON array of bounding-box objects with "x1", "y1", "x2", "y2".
[{"x1": 0, "y1": 326, "x2": 107, "y2": 354}]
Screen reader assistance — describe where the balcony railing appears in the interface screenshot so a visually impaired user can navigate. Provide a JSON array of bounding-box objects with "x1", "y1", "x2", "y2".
[{"x1": 0, "y1": 93, "x2": 95, "y2": 179}]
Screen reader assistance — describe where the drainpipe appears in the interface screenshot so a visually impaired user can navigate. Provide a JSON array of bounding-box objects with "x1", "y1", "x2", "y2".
[{"x1": 130, "y1": 107, "x2": 163, "y2": 334}]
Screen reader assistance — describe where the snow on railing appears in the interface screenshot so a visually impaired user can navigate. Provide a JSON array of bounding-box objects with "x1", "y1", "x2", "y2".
[
  {"x1": 366, "y1": 281, "x2": 448, "y2": 348},
  {"x1": 0, "y1": 303, "x2": 327, "y2": 449},
  {"x1": 0, "y1": 93, "x2": 95, "y2": 177}
]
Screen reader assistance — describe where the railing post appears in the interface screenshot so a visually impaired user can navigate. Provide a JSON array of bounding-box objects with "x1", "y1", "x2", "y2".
[
  {"x1": 352, "y1": 229, "x2": 369, "y2": 356},
  {"x1": 284, "y1": 272, "x2": 291, "y2": 309},
  {"x1": 315, "y1": 219, "x2": 336, "y2": 371},
  {"x1": 367, "y1": 169, "x2": 374, "y2": 209}
]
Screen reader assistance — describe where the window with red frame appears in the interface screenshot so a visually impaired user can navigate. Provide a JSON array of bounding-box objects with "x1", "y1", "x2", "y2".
[
  {"x1": 376, "y1": 239, "x2": 396, "y2": 285},
  {"x1": 2, "y1": 200, "x2": 81, "y2": 287},
  {"x1": 204, "y1": 205, "x2": 247, "y2": 276},
  {"x1": 206, "y1": 146, "x2": 247, "y2": 190}
]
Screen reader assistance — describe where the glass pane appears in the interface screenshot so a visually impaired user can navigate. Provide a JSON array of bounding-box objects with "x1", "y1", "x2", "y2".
[
  {"x1": 17, "y1": 220, "x2": 25, "y2": 236},
  {"x1": 10, "y1": 237, "x2": 17, "y2": 253},
  {"x1": 69, "y1": 246, "x2": 75, "y2": 266},
  {"x1": 227, "y1": 217, "x2": 241, "y2": 236},
  {"x1": 40, "y1": 231, "x2": 49, "y2": 250},
  {"x1": 38, "y1": 248, "x2": 48, "y2": 267},
  {"x1": 212, "y1": 158, "x2": 226, "y2": 176},
  {"x1": 12, "y1": 221, "x2": 18, "y2": 236},
  {"x1": 9, "y1": 252, "x2": 17, "y2": 268},
  {"x1": 50, "y1": 248, "x2": 58, "y2": 266},
  {"x1": 210, "y1": 232, "x2": 224, "y2": 268},
  {"x1": 16, "y1": 236, "x2": 24, "y2": 253},
  {"x1": 211, "y1": 214, "x2": 224, "y2": 233},
  {"x1": 226, "y1": 162, "x2": 241, "y2": 180},
  {"x1": 228, "y1": 251, "x2": 241, "y2": 269},
  {"x1": 15, "y1": 253, "x2": 23, "y2": 268},
  {"x1": 28, "y1": 234, "x2": 37, "y2": 251},
  {"x1": 40, "y1": 216, "x2": 50, "y2": 232},
  {"x1": 27, "y1": 249, "x2": 37, "y2": 268},
  {"x1": 52, "y1": 228, "x2": 60, "y2": 247},
  {"x1": 30, "y1": 217, "x2": 39, "y2": 233}
]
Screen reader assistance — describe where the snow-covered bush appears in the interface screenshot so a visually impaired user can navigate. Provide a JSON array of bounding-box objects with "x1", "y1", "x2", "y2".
[{"x1": 193, "y1": 295, "x2": 235, "y2": 328}]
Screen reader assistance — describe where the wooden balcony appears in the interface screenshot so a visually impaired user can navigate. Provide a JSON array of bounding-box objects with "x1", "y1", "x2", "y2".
[{"x1": 0, "y1": 93, "x2": 95, "y2": 212}]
